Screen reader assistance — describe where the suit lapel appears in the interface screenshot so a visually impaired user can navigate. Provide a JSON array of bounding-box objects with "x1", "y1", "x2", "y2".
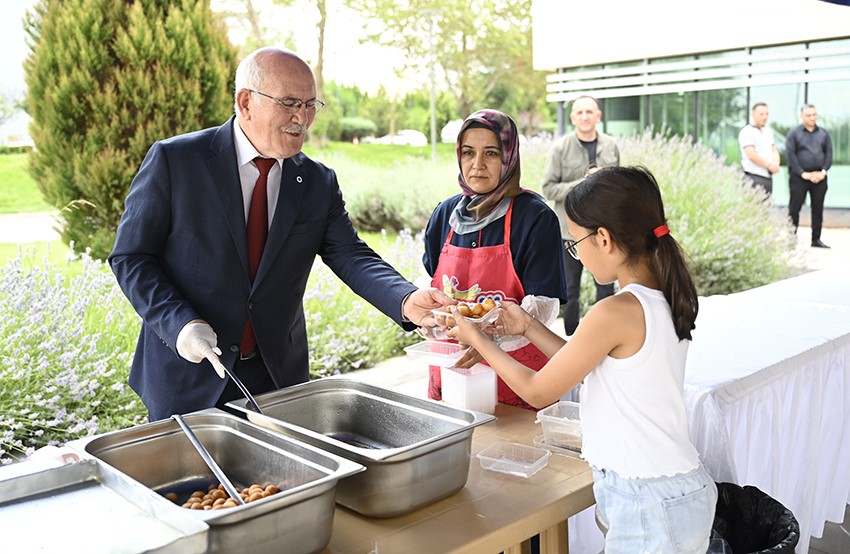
[
  {"x1": 208, "y1": 118, "x2": 251, "y2": 279},
  {"x1": 253, "y1": 153, "x2": 308, "y2": 288}
]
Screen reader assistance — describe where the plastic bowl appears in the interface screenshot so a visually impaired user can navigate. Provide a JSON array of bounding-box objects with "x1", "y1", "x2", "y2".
[{"x1": 403, "y1": 341, "x2": 467, "y2": 366}]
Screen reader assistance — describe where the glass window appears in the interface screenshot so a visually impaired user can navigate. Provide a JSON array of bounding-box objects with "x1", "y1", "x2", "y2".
[
  {"x1": 697, "y1": 88, "x2": 747, "y2": 162},
  {"x1": 808, "y1": 78, "x2": 850, "y2": 208},
  {"x1": 603, "y1": 96, "x2": 640, "y2": 136},
  {"x1": 648, "y1": 92, "x2": 695, "y2": 137}
]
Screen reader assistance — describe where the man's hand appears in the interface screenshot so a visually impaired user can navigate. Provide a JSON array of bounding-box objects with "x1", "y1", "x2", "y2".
[
  {"x1": 403, "y1": 288, "x2": 454, "y2": 327},
  {"x1": 176, "y1": 320, "x2": 227, "y2": 378},
  {"x1": 802, "y1": 171, "x2": 825, "y2": 184}
]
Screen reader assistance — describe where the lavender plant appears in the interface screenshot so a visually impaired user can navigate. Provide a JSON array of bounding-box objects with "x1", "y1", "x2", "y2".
[
  {"x1": 618, "y1": 131, "x2": 804, "y2": 295},
  {"x1": 0, "y1": 231, "x2": 431, "y2": 462},
  {"x1": 305, "y1": 229, "x2": 427, "y2": 379},
  {"x1": 0, "y1": 248, "x2": 146, "y2": 464}
]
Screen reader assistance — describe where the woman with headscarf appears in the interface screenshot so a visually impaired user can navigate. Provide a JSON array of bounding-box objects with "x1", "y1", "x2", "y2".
[{"x1": 423, "y1": 109, "x2": 567, "y2": 410}]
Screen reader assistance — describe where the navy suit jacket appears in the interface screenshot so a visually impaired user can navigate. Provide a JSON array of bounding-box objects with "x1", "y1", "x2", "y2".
[{"x1": 109, "y1": 117, "x2": 417, "y2": 421}]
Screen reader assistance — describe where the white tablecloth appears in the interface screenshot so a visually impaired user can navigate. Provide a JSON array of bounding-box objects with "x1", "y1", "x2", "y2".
[
  {"x1": 569, "y1": 271, "x2": 850, "y2": 554},
  {"x1": 684, "y1": 291, "x2": 850, "y2": 554},
  {"x1": 730, "y1": 268, "x2": 850, "y2": 308}
]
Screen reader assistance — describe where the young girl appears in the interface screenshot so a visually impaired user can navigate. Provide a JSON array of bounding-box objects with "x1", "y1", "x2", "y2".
[{"x1": 447, "y1": 166, "x2": 717, "y2": 553}]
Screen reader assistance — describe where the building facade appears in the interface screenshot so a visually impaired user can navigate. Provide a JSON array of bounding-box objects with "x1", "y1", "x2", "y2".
[{"x1": 533, "y1": 0, "x2": 850, "y2": 208}]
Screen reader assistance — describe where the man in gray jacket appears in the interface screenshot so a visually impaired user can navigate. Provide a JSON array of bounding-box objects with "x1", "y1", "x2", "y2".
[{"x1": 542, "y1": 95, "x2": 619, "y2": 336}]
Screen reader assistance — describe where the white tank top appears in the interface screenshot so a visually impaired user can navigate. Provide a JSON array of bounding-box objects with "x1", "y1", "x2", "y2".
[{"x1": 580, "y1": 284, "x2": 700, "y2": 478}]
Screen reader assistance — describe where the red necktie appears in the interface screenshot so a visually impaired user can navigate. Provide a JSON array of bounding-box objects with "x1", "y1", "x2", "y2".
[{"x1": 240, "y1": 157, "x2": 276, "y2": 356}]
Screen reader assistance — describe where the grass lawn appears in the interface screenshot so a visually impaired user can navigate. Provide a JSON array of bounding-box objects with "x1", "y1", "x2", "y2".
[
  {"x1": 0, "y1": 241, "x2": 71, "y2": 266},
  {"x1": 0, "y1": 153, "x2": 54, "y2": 214},
  {"x1": 303, "y1": 141, "x2": 458, "y2": 166}
]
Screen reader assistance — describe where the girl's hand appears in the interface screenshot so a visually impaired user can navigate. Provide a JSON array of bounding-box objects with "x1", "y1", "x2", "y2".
[
  {"x1": 453, "y1": 347, "x2": 484, "y2": 368},
  {"x1": 445, "y1": 306, "x2": 487, "y2": 346},
  {"x1": 494, "y1": 302, "x2": 534, "y2": 336}
]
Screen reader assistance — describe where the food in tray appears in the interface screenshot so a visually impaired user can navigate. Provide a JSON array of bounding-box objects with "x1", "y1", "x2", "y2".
[
  {"x1": 434, "y1": 298, "x2": 499, "y2": 327},
  {"x1": 165, "y1": 482, "x2": 282, "y2": 510}
]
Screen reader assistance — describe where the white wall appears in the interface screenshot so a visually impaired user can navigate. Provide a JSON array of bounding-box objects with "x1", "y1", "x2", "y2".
[{"x1": 533, "y1": 0, "x2": 850, "y2": 70}]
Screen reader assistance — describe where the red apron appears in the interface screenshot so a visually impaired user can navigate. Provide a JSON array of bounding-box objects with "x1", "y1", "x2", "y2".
[{"x1": 429, "y1": 198, "x2": 548, "y2": 411}]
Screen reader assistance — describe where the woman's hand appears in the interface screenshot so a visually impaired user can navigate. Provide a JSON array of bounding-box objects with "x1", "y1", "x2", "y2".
[{"x1": 493, "y1": 302, "x2": 534, "y2": 336}]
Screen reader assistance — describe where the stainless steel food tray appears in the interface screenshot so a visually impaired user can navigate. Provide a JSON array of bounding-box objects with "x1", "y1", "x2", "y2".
[
  {"x1": 227, "y1": 378, "x2": 496, "y2": 517},
  {"x1": 68, "y1": 408, "x2": 364, "y2": 554},
  {"x1": 0, "y1": 459, "x2": 208, "y2": 553}
]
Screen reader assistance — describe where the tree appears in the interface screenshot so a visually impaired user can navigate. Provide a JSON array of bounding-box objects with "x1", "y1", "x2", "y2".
[
  {"x1": 212, "y1": 0, "x2": 297, "y2": 55},
  {"x1": 0, "y1": 93, "x2": 21, "y2": 128},
  {"x1": 24, "y1": 0, "x2": 238, "y2": 259},
  {"x1": 346, "y1": 0, "x2": 546, "y2": 129}
]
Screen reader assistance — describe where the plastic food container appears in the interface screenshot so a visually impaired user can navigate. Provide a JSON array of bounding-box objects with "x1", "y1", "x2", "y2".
[
  {"x1": 477, "y1": 441, "x2": 551, "y2": 478},
  {"x1": 536, "y1": 401, "x2": 582, "y2": 451},
  {"x1": 404, "y1": 340, "x2": 467, "y2": 366},
  {"x1": 431, "y1": 301, "x2": 501, "y2": 328},
  {"x1": 441, "y1": 363, "x2": 497, "y2": 414},
  {"x1": 532, "y1": 434, "x2": 582, "y2": 459}
]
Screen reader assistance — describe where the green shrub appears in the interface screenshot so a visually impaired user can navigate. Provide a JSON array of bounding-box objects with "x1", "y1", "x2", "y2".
[
  {"x1": 340, "y1": 117, "x2": 377, "y2": 142},
  {"x1": 306, "y1": 141, "x2": 552, "y2": 233},
  {"x1": 24, "y1": 0, "x2": 238, "y2": 259},
  {"x1": 619, "y1": 130, "x2": 803, "y2": 296},
  {"x1": 316, "y1": 150, "x2": 458, "y2": 232},
  {"x1": 0, "y1": 146, "x2": 33, "y2": 155}
]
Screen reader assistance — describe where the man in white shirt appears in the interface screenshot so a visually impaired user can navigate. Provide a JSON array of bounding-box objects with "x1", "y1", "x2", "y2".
[{"x1": 738, "y1": 102, "x2": 780, "y2": 196}]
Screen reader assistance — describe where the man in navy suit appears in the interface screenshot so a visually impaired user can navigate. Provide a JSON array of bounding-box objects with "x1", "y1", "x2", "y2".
[{"x1": 109, "y1": 48, "x2": 450, "y2": 421}]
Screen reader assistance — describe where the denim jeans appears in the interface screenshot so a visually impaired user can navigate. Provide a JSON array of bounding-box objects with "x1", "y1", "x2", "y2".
[{"x1": 592, "y1": 465, "x2": 717, "y2": 554}]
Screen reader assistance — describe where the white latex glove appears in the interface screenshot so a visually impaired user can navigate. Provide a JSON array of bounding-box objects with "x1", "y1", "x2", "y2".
[{"x1": 176, "y1": 321, "x2": 227, "y2": 379}]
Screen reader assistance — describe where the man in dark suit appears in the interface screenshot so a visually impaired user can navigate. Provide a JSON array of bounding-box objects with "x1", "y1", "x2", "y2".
[{"x1": 109, "y1": 48, "x2": 449, "y2": 421}]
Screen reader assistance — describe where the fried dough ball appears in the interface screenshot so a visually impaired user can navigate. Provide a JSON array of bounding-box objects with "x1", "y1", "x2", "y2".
[
  {"x1": 443, "y1": 300, "x2": 498, "y2": 322},
  {"x1": 166, "y1": 482, "x2": 285, "y2": 510}
]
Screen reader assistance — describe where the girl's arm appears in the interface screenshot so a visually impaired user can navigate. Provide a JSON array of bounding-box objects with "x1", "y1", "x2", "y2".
[{"x1": 448, "y1": 296, "x2": 634, "y2": 408}]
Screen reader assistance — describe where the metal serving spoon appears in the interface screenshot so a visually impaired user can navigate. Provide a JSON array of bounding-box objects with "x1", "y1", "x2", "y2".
[
  {"x1": 204, "y1": 350, "x2": 264, "y2": 414},
  {"x1": 221, "y1": 365, "x2": 264, "y2": 414},
  {"x1": 172, "y1": 414, "x2": 245, "y2": 506}
]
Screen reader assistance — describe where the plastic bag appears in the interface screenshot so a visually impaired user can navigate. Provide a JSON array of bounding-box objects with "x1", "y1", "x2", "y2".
[{"x1": 711, "y1": 482, "x2": 800, "y2": 554}]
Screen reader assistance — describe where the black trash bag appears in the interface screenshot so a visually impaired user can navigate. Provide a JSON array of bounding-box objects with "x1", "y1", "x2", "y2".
[{"x1": 712, "y1": 482, "x2": 800, "y2": 554}]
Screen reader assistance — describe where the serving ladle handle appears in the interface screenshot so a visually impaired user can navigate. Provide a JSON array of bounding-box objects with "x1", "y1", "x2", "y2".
[{"x1": 172, "y1": 414, "x2": 245, "y2": 505}]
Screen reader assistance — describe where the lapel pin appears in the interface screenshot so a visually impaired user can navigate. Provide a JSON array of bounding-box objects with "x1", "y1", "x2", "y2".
[{"x1": 296, "y1": 176, "x2": 303, "y2": 183}]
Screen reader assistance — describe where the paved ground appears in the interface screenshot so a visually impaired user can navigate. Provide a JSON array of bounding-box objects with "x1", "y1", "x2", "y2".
[{"x1": 0, "y1": 211, "x2": 63, "y2": 243}]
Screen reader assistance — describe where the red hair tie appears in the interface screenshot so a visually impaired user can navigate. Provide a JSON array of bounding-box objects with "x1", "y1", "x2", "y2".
[{"x1": 653, "y1": 225, "x2": 670, "y2": 238}]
